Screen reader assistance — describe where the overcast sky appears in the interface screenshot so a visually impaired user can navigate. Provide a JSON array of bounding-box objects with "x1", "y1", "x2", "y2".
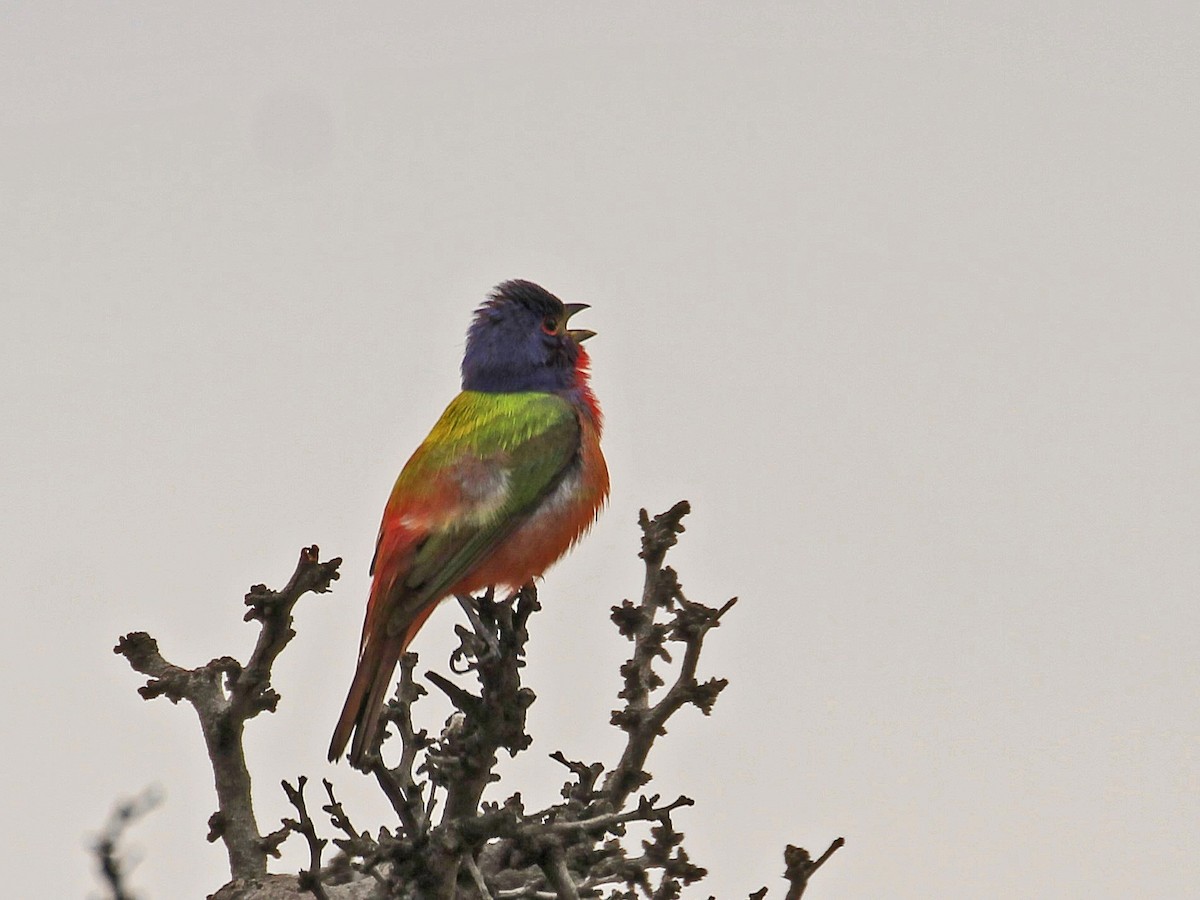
[{"x1": 3, "y1": 4, "x2": 1197, "y2": 898}]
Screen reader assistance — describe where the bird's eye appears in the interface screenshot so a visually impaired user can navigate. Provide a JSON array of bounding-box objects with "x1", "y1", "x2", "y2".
[{"x1": 541, "y1": 317, "x2": 559, "y2": 335}]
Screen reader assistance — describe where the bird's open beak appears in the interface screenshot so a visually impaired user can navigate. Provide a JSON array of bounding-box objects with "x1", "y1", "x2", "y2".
[{"x1": 563, "y1": 302, "x2": 596, "y2": 344}]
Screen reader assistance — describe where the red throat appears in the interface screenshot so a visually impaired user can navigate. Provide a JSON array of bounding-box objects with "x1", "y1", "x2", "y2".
[{"x1": 573, "y1": 345, "x2": 603, "y2": 433}]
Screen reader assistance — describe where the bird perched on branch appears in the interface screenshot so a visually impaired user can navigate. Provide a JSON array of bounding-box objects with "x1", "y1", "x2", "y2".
[{"x1": 329, "y1": 280, "x2": 609, "y2": 766}]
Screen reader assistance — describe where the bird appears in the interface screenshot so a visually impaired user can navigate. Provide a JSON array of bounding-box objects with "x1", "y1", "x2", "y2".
[{"x1": 329, "y1": 280, "x2": 609, "y2": 766}]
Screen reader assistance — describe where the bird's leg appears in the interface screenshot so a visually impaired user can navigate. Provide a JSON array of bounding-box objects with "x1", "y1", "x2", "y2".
[{"x1": 455, "y1": 589, "x2": 501, "y2": 662}]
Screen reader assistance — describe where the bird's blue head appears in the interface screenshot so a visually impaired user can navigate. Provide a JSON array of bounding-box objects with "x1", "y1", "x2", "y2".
[{"x1": 462, "y1": 280, "x2": 594, "y2": 393}]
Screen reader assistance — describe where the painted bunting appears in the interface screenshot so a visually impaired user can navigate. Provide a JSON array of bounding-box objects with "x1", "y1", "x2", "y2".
[{"x1": 329, "y1": 280, "x2": 609, "y2": 766}]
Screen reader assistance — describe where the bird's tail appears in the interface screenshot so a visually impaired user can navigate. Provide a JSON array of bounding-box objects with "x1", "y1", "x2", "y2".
[{"x1": 328, "y1": 603, "x2": 438, "y2": 767}]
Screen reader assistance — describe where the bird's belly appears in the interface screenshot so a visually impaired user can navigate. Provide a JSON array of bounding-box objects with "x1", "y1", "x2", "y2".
[{"x1": 453, "y1": 453, "x2": 607, "y2": 594}]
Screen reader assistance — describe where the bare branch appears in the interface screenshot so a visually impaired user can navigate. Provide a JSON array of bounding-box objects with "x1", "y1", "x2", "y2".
[
  {"x1": 320, "y1": 779, "x2": 384, "y2": 885},
  {"x1": 782, "y1": 838, "x2": 846, "y2": 900},
  {"x1": 463, "y1": 851, "x2": 495, "y2": 899},
  {"x1": 549, "y1": 751, "x2": 605, "y2": 807},
  {"x1": 92, "y1": 789, "x2": 161, "y2": 900},
  {"x1": 112, "y1": 502, "x2": 843, "y2": 900},
  {"x1": 525, "y1": 794, "x2": 694, "y2": 838},
  {"x1": 114, "y1": 546, "x2": 340, "y2": 881},
  {"x1": 364, "y1": 652, "x2": 432, "y2": 840},
  {"x1": 424, "y1": 585, "x2": 538, "y2": 824},
  {"x1": 280, "y1": 776, "x2": 331, "y2": 900},
  {"x1": 236, "y1": 546, "x2": 342, "y2": 720},
  {"x1": 540, "y1": 846, "x2": 581, "y2": 900},
  {"x1": 602, "y1": 503, "x2": 735, "y2": 809}
]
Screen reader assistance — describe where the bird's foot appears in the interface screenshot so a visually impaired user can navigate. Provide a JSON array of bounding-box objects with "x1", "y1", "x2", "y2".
[{"x1": 453, "y1": 590, "x2": 502, "y2": 669}]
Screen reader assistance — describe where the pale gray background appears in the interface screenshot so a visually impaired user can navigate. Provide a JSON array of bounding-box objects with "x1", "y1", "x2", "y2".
[{"x1": 3, "y1": 4, "x2": 1196, "y2": 898}]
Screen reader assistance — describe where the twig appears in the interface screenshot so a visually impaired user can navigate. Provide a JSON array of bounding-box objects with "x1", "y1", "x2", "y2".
[
  {"x1": 782, "y1": 838, "x2": 845, "y2": 900},
  {"x1": 370, "y1": 758, "x2": 421, "y2": 840},
  {"x1": 114, "y1": 545, "x2": 340, "y2": 881},
  {"x1": 549, "y1": 752, "x2": 603, "y2": 793},
  {"x1": 92, "y1": 789, "x2": 162, "y2": 900},
  {"x1": 320, "y1": 779, "x2": 385, "y2": 884},
  {"x1": 472, "y1": 505, "x2": 723, "y2": 899},
  {"x1": 463, "y1": 851, "x2": 495, "y2": 899},
  {"x1": 602, "y1": 502, "x2": 735, "y2": 809},
  {"x1": 108, "y1": 501, "x2": 845, "y2": 899},
  {"x1": 540, "y1": 845, "x2": 581, "y2": 900},
  {"x1": 364, "y1": 651, "x2": 432, "y2": 843},
  {"x1": 526, "y1": 794, "x2": 694, "y2": 838},
  {"x1": 280, "y1": 776, "x2": 331, "y2": 900},
  {"x1": 426, "y1": 585, "x2": 538, "y2": 823}
]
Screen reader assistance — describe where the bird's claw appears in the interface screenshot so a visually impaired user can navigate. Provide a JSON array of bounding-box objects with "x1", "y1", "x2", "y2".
[{"x1": 454, "y1": 591, "x2": 503, "y2": 669}]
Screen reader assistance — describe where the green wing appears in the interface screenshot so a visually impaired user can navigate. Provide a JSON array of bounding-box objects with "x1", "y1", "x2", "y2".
[{"x1": 375, "y1": 390, "x2": 581, "y2": 633}]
